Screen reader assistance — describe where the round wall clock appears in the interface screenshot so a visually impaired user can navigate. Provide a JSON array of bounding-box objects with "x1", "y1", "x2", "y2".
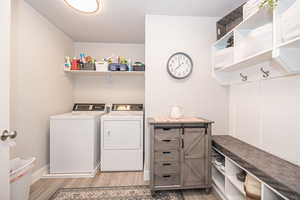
[{"x1": 167, "y1": 52, "x2": 193, "y2": 79}]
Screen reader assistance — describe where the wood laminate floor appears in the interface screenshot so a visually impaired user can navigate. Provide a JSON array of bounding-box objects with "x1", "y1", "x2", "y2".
[{"x1": 30, "y1": 172, "x2": 220, "y2": 200}]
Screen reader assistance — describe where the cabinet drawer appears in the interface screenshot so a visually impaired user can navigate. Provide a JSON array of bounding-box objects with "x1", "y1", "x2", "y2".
[
  {"x1": 155, "y1": 128, "x2": 180, "y2": 139},
  {"x1": 184, "y1": 128, "x2": 206, "y2": 134},
  {"x1": 154, "y1": 137, "x2": 179, "y2": 150},
  {"x1": 154, "y1": 150, "x2": 179, "y2": 161},
  {"x1": 154, "y1": 161, "x2": 179, "y2": 174},
  {"x1": 154, "y1": 173, "x2": 180, "y2": 186}
]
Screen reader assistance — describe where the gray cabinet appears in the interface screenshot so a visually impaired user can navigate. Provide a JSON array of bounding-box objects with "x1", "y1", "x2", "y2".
[{"x1": 149, "y1": 118, "x2": 212, "y2": 192}]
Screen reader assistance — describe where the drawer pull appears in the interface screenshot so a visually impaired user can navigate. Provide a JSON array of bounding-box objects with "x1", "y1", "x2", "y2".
[
  {"x1": 163, "y1": 128, "x2": 171, "y2": 131},
  {"x1": 163, "y1": 175, "x2": 171, "y2": 178},
  {"x1": 162, "y1": 139, "x2": 171, "y2": 142},
  {"x1": 163, "y1": 163, "x2": 171, "y2": 166},
  {"x1": 162, "y1": 152, "x2": 171, "y2": 154}
]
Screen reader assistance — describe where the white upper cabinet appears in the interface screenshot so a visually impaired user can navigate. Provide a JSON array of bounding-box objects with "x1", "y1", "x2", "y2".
[
  {"x1": 273, "y1": 0, "x2": 300, "y2": 73},
  {"x1": 212, "y1": 0, "x2": 300, "y2": 85}
]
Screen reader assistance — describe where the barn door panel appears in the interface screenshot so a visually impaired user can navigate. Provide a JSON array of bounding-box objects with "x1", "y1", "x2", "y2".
[{"x1": 182, "y1": 128, "x2": 207, "y2": 187}]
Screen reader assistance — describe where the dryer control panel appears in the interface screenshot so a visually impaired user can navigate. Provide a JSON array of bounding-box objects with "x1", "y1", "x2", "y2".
[{"x1": 72, "y1": 104, "x2": 106, "y2": 111}]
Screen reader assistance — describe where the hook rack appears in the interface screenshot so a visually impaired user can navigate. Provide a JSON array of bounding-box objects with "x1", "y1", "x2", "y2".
[
  {"x1": 260, "y1": 67, "x2": 270, "y2": 78},
  {"x1": 240, "y1": 73, "x2": 248, "y2": 82}
]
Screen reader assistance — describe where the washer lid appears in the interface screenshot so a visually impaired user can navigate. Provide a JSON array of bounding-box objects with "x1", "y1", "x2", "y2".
[{"x1": 50, "y1": 112, "x2": 102, "y2": 120}]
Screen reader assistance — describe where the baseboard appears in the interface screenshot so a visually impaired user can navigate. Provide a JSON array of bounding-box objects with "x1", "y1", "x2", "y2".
[
  {"x1": 42, "y1": 172, "x2": 95, "y2": 179},
  {"x1": 31, "y1": 164, "x2": 49, "y2": 185},
  {"x1": 143, "y1": 169, "x2": 150, "y2": 181},
  {"x1": 42, "y1": 163, "x2": 100, "y2": 179}
]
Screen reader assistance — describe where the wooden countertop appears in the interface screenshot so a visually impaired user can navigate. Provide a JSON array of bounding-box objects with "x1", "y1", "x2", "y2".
[
  {"x1": 148, "y1": 117, "x2": 214, "y2": 124},
  {"x1": 212, "y1": 135, "x2": 300, "y2": 200}
]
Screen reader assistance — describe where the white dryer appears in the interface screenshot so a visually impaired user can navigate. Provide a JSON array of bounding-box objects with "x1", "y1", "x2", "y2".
[
  {"x1": 50, "y1": 103, "x2": 107, "y2": 176},
  {"x1": 101, "y1": 104, "x2": 144, "y2": 171}
]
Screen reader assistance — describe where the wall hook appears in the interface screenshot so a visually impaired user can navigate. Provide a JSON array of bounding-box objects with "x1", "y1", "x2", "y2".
[
  {"x1": 260, "y1": 67, "x2": 270, "y2": 78},
  {"x1": 240, "y1": 73, "x2": 248, "y2": 82}
]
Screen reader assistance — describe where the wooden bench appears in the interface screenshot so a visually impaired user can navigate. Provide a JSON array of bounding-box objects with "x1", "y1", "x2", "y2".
[{"x1": 212, "y1": 135, "x2": 300, "y2": 200}]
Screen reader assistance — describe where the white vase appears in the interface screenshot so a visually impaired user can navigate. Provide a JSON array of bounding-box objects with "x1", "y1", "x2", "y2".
[{"x1": 170, "y1": 106, "x2": 184, "y2": 119}]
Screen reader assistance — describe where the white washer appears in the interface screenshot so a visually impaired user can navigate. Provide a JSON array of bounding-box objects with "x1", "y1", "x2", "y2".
[
  {"x1": 101, "y1": 104, "x2": 144, "y2": 171},
  {"x1": 50, "y1": 103, "x2": 107, "y2": 176}
]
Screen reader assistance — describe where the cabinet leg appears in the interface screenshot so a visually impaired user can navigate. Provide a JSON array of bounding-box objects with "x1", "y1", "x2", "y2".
[
  {"x1": 150, "y1": 190, "x2": 156, "y2": 197},
  {"x1": 205, "y1": 187, "x2": 211, "y2": 194}
]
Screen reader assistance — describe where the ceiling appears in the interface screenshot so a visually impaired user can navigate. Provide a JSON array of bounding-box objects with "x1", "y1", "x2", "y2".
[{"x1": 24, "y1": 0, "x2": 246, "y2": 43}]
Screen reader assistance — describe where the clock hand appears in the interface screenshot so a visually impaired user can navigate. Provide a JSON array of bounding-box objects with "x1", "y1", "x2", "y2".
[{"x1": 175, "y1": 62, "x2": 183, "y2": 70}]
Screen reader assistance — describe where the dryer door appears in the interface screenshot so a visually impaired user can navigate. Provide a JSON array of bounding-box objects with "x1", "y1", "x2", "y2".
[{"x1": 103, "y1": 119, "x2": 142, "y2": 150}]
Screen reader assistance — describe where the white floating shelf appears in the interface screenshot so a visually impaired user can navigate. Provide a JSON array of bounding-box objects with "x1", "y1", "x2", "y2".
[
  {"x1": 217, "y1": 49, "x2": 273, "y2": 72},
  {"x1": 64, "y1": 70, "x2": 145, "y2": 75},
  {"x1": 278, "y1": 36, "x2": 300, "y2": 49}
]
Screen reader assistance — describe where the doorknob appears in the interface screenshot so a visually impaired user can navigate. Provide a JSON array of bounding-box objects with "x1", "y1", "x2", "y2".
[{"x1": 1, "y1": 130, "x2": 17, "y2": 141}]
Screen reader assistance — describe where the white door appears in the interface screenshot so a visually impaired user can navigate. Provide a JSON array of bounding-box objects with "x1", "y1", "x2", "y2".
[{"x1": 0, "y1": 0, "x2": 12, "y2": 199}]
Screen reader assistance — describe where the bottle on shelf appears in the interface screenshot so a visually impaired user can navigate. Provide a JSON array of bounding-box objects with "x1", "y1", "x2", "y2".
[
  {"x1": 64, "y1": 56, "x2": 71, "y2": 71},
  {"x1": 71, "y1": 57, "x2": 80, "y2": 70},
  {"x1": 128, "y1": 59, "x2": 132, "y2": 71}
]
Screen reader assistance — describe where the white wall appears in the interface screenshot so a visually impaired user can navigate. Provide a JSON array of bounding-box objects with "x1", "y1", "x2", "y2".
[
  {"x1": 10, "y1": 0, "x2": 74, "y2": 171},
  {"x1": 74, "y1": 42, "x2": 145, "y2": 62},
  {"x1": 229, "y1": 75, "x2": 300, "y2": 166},
  {"x1": 73, "y1": 43, "x2": 145, "y2": 103},
  {"x1": 72, "y1": 75, "x2": 145, "y2": 104},
  {"x1": 145, "y1": 15, "x2": 229, "y2": 176}
]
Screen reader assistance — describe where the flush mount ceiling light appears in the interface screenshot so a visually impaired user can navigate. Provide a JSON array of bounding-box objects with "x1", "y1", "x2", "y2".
[{"x1": 64, "y1": 0, "x2": 101, "y2": 14}]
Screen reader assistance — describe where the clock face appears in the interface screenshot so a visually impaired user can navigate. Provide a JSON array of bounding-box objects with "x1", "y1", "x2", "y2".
[{"x1": 167, "y1": 52, "x2": 193, "y2": 79}]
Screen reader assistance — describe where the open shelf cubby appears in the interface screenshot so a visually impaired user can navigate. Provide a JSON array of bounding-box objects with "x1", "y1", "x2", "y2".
[
  {"x1": 226, "y1": 179, "x2": 246, "y2": 200},
  {"x1": 212, "y1": 165, "x2": 225, "y2": 194},
  {"x1": 212, "y1": 8, "x2": 273, "y2": 73},
  {"x1": 225, "y1": 158, "x2": 246, "y2": 195},
  {"x1": 212, "y1": 147, "x2": 288, "y2": 200},
  {"x1": 212, "y1": 32, "x2": 234, "y2": 71},
  {"x1": 212, "y1": 147, "x2": 246, "y2": 199},
  {"x1": 234, "y1": 23, "x2": 273, "y2": 64},
  {"x1": 275, "y1": 0, "x2": 300, "y2": 47},
  {"x1": 272, "y1": 0, "x2": 300, "y2": 73},
  {"x1": 212, "y1": 148, "x2": 225, "y2": 174},
  {"x1": 212, "y1": 0, "x2": 300, "y2": 85},
  {"x1": 263, "y1": 185, "x2": 286, "y2": 200}
]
